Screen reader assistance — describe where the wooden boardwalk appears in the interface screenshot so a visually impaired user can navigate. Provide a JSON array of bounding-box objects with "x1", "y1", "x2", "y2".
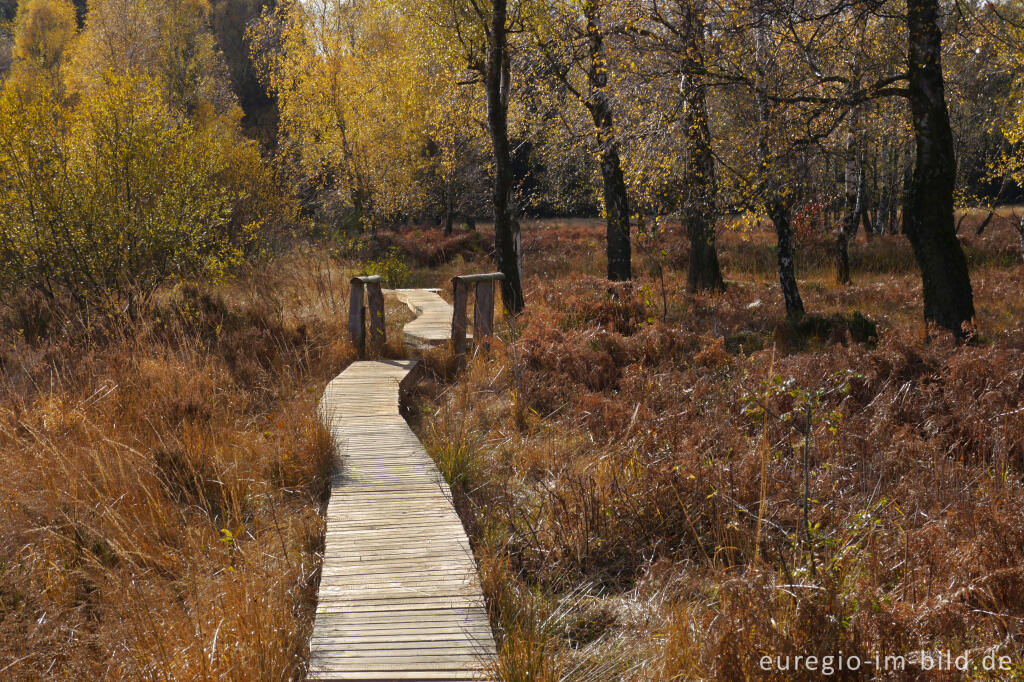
[
  {"x1": 388, "y1": 289, "x2": 467, "y2": 348},
  {"x1": 309, "y1": 295, "x2": 495, "y2": 681}
]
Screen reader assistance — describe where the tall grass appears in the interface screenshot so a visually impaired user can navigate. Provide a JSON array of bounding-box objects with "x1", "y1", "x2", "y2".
[
  {"x1": 416, "y1": 217, "x2": 1024, "y2": 680},
  {"x1": 4, "y1": 215, "x2": 1023, "y2": 679},
  {"x1": 0, "y1": 248, "x2": 357, "y2": 679}
]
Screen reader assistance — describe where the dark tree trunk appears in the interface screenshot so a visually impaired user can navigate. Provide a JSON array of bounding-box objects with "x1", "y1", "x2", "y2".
[
  {"x1": 485, "y1": 0, "x2": 525, "y2": 314},
  {"x1": 465, "y1": 215, "x2": 477, "y2": 232},
  {"x1": 903, "y1": 0, "x2": 974, "y2": 339},
  {"x1": 836, "y1": 227, "x2": 852, "y2": 285},
  {"x1": 585, "y1": 2, "x2": 631, "y2": 281},
  {"x1": 859, "y1": 167, "x2": 874, "y2": 240},
  {"x1": 770, "y1": 201, "x2": 806, "y2": 320},
  {"x1": 597, "y1": 141, "x2": 632, "y2": 281},
  {"x1": 681, "y1": 4, "x2": 724, "y2": 293},
  {"x1": 754, "y1": 20, "x2": 804, "y2": 320},
  {"x1": 443, "y1": 182, "x2": 454, "y2": 235},
  {"x1": 836, "y1": 114, "x2": 859, "y2": 285}
]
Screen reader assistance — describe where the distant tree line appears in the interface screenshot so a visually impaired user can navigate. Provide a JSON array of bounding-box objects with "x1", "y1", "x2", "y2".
[
  {"x1": 252, "y1": 0, "x2": 1024, "y2": 336},
  {"x1": 0, "y1": 0, "x2": 1021, "y2": 336}
]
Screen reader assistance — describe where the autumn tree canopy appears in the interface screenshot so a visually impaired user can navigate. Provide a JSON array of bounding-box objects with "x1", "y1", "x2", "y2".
[{"x1": 0, "y1": 0, "x2": 1019, "y2": 331}]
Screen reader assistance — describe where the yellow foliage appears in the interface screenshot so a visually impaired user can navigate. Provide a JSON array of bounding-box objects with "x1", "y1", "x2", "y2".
[
  {"x1": 13, "y1": 0, "x2": 75, "y2": 68},
  {"x1": 0, "y1": 74, "x2": 248, "y2": 315},
  {"x1": 260, "y1": 0, "x2": 486, "y2": 231},
  {"x1": 10, "y1": 0, "x2": 76, "y2": 95},
  {"x1": 67, "y1": 0, "x2": 238, "y2": 124}
]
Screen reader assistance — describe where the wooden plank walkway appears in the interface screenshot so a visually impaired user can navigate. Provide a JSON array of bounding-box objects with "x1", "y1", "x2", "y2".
[
  {"x1": 388, "y1": 289, "x2": 468, "y2": 348},
  {"x1": 309, "y1": 295, "x2": 495, "y2": 681}
]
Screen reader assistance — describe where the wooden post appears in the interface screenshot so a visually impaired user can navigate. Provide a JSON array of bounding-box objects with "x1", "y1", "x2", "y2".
[
  {"x1": 366, "y1": 280, "x2": 386, "y2": 356},
  {"x1": 451, "y1": 273, "x2": 504, "y2": 358},
  {"x1": 349, "y1": 275, "x2": 385, "y2": 358},
  {"x1": 473, "y1": 281, "x2": 495, "y2": 349},
  {"x1": 348, "y1": 280, "x2": 365, "y2": 356},
  {"x1": 451, "y1": 278, "x2": 469, "y2": 357}
]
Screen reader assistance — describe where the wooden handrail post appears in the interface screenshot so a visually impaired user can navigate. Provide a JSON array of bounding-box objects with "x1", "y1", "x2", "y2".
[
  {"x1": 451, "y1": 273, "x2": 505, "y2": 358},
  {"x1": 451, "y1": 278, "x2": 469, "y2": 357},
  {"x1": 349, "y1": 275, "x2": 385, "y2": 358},
  {"x1": 366, "y1": 280, "x2": 386, "y2": 356},
  {"x1": 473, "y1": 281, "x2": 495, "y2": 349}
]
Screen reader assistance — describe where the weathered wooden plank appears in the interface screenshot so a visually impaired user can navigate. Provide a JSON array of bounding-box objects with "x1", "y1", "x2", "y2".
[
  {"x1": 473, "y1": 281, "x2": 495, "y2": 348},
  {"x1": 313, "y1": 648, "x2": 482, "y2": 659},
  {"x1": 313, "y1": 628, "x2": 492, "y2": 641},
  {"x1": 305, "y1": 667, "x2": 485, "y2": 675},
  {"x1": 387, "y1": 289, "x2": 462, "y2": 348},
  {"x1": 451, "y1": 279, "x2": 469, "y2": 357},
  {"x1": 313, "y1": 628, "x2": 494, "y2": 639},
  {"x1": 366, "y1": 281, "x2": 386, "y2": 356},
  {"x1": 313, "y1": 639, "x2": 493, "y2": 650},
  {"x1": 313, "y1": 613, "x2": 492, "y2": 626},
  {"x1": 311, "y1": 310, "x2": 495, "y2": 682}
]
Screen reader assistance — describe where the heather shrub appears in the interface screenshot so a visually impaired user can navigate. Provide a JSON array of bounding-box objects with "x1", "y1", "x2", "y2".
[
  {"x1": 415, "y1": 223, "x2": 1024, "y2": 679},
  {"x1": 374, "y1": 228, "x2": 485, "y2": 267}
]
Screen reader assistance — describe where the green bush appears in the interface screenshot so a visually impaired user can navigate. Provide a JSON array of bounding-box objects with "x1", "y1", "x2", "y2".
[
  {"x1": 363, "y1": 248, "x2": 411, "y2": 288},
  {"x1": 0, "y1": 75, "x2": 256, "y2": 319}
]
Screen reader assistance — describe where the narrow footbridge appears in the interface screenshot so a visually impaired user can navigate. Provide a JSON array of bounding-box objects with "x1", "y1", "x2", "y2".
[
  {"x1": 389, "y1": 288, "x2": 461, "y2": 348},
  {"x1": 309, "y1": 281, "x2": 502, "y2": 681}
]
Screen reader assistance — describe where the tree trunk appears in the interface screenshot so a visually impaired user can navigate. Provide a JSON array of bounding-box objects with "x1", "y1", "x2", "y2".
[
  {"x1": 903, "y1": 0, "x2": 974, "y2": 339},
  {"x1": 859, "y1": 165, "x2": 874, "y2": 240},
  {"x1": 770, "y1": 200, "x2": 806, "y2": 320},
  {"x1": 597, "y1": 141, "x2": 632, "y2": 281},
  {"x1": 755, "y1": 17, "x2": 804, "y2": 320},
  {"x1": 836, "y1": 110, "x2": 860, "y2": 285},
  {"x1": 681, "y1": 4, "x2": 724, "y2": 293},
  {"x1": 443, "y1": 181, "x2": 454, "y2": 235},
  {"x1": 886, "y1": 144, "x2": 901, "y2": 234},
  {"x1": 485, "y1": 0, "x2": 525, "y2": 314},
  {"x1": 585, "y1": 2, "x2": 631, "y2": 281}
]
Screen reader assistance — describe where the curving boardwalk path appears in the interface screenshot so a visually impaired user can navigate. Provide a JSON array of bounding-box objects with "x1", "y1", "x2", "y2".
[
  {"x1": 388, "y1": 289, "x2": 468, "y2": 348},
  {"x1": 309, "y1": 290, "x2": 494, "y2": 681}
]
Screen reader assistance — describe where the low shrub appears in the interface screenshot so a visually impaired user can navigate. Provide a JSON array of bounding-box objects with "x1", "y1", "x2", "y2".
[{"x1": 0, "y1": 74, "x2": 273, "y2": 320}]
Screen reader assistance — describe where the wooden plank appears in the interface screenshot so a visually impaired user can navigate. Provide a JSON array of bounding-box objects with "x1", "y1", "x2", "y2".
[
  {"x1": 473, "y1": 281, "x2": 495, "y2": 349},
  {"x1": 303, "y1": 667, "x2": 487, "y2": 675},
  {"x1": 314, "y1": 641, "x2": 492, "y2": 650},
  {"x1": 313, "y1": 627, "x2": 493, "y2": 638},
  {"x1": 313, "y1": 626, "x2": 493, "y2": 638},
  {"x1": 311, "y1": 344, "x2": 495, "y2": 681},
  {"x1": 451, "y1": 279, "x2": 469, "y2": 357},
  {"x1": 387, "y1": 289, "x2": 464, "y2": 348},
  {"x1": 348, "y1": 282, "x2": 365, "y2": 356},
  {"x1": 452, "y1": 272, "x2": 504, "y2": 284}
]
